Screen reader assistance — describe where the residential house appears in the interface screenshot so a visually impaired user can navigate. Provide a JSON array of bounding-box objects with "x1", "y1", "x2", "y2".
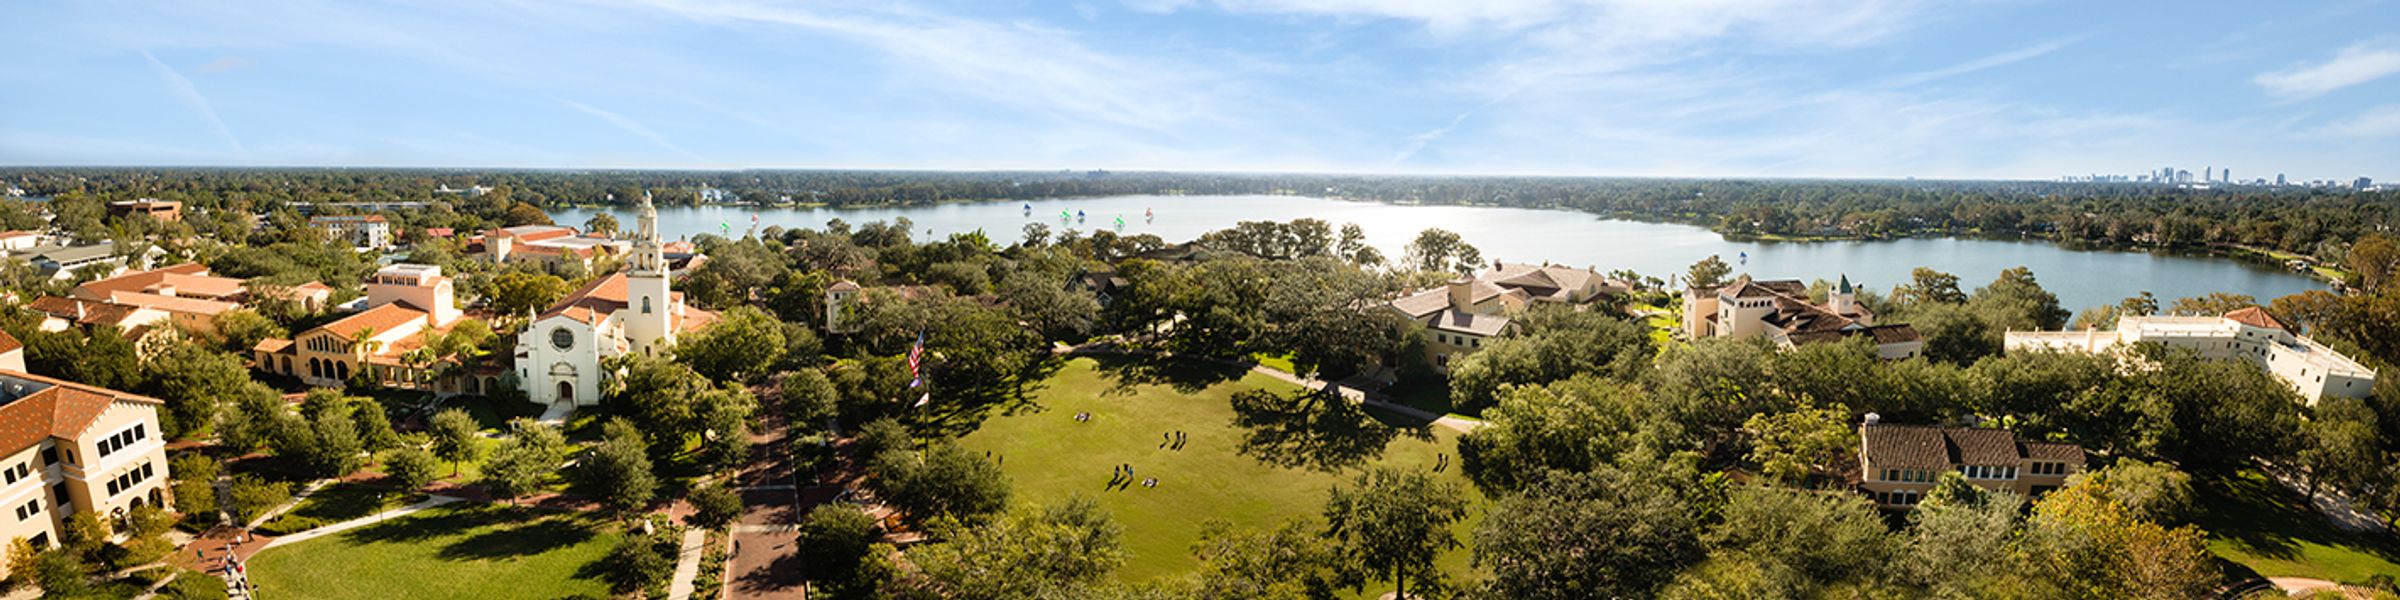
[
  {"x1": 1683, "y1": 275, "x2": 1924, "y2": 359},
  {"x1": 0, "y1": 231, "x2": 40, "y2": 252},
  {"x1": 310, "y1": 215, "x2": 393, "y2": 250},
  {"x1": 253, "y1": 264, "x2": 469, "y2": 391},
  {"x1": 1382, "y1": 262, "x2": 1633, "y2": 373},
  {"x1": 1856, "y1": 415, "x2": 2084, "y2": 509},
  {"x1": 0, "y1": 361, "x2": 173, "y2": 575},
  {"x1": 2003, "y1": 307, "x2": 2376, "y2": 404}
]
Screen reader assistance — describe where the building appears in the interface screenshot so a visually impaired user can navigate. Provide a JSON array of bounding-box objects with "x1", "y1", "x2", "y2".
[
  {"x1": 2003, "y1": 307, "x2": 2375, "y2": 403},
  {"x1": 105, "y1": 199, "x2": 180, "y2": 222},
  {"x1": 310, "y1": 215, "x2": 393, "y2": 249},
  {"x1": 1855, "y1": 415, "x2": 2084, "y2": 509},
  {"x1": 0, "y1": 330, "x2": 21, "y2": 372},
  {"x1": 1683, "y1": 275, "x2": 1924, "y2": 359},
  {"x1": 1382, "y1": 263, "x2": 1632, "y2": 372},
  {"x1": 253, "y1": 264, "x2": 468, "y2": 390},
  {"x1": 826, "y1": 280, "x2": 861, "y2": 333},
  {"x1": 26, "y1": 264, "x2": 330, "y2": 340},
  {"x1": 0, "y1": 231, "x2": 40, "y2": 252},
  {"x1": 2358, "y1": 177, "x2": 2375, "y2": 189},
  {"x1": 0, "y1": 351, "x2": 173, "y2": 568},
  {"x1": 513, "y1": 193, "x2": 717, "y2": 407},
  {"x1": 19, "y1": 242, "x2": 126, "y2": 280},
  {"x1": 475, "y1": 225, "x2": 625, "y2": 270}
]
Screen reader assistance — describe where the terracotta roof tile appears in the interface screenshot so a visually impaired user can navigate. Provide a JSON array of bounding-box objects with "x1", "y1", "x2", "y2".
[
  {"x1": 0, "y1": 369, "x2": 163, "y2": 454},
  {"x1": 2224, "y1": 306, "x2": 2285, "y2": 331},
  {"x1": 315, "y1": 303, "x2": 429, "y2": 339},
  {"x1": 0, "y1": 331, "x2": 18, "y2": 355}
]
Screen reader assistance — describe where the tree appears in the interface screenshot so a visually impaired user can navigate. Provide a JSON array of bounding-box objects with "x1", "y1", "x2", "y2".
[
  {"x1": 211, "y1": 309, "x2": 287, "y2": 353},
  {"x1": 601, "y1": 529, "x2": 676, "y2": 594},
  {"x1": 2299, "y1": 397, "x2": 2385, "y2": 500},
  {"x1": 1910, "y1": 302, "x2": 2001, "y2": 365},
  {"x1": 611, "y1": 356, "x2": 710, "y2": 459},
  {"x1": 1457, "y1": 377, "x2": 1647, "y2": 492},
  {"x1": 780, "y1": 369, "x2": 838, "y2": 427},
  {"x1": 689, "y1": 483, "x2": 742, "y2": 529},
  {"x1": 1743, "y1": 401, "x2": 1857, "y2": 487},
  {"x1": 1703, "y1": 487, "x2": 1896, "y2": 587},
  {"x1": 1446, "y1": 307, "x2": 1653, "y2": 413},
  {"x1": 302, "y1": 406, "x2": 366, "y2": 478},
  {"x1": 1402, "y1": 228, "x2": 1482, "y2": 276},
  {"x1": 137, "y1": 340, "x2": 247, "y2": 438},
  {"x1": 697, "y1": 387, "x2": 755, "y2": 471},
  {"x1": 794, "y1": 505, "x2": 881, "y2": 596},
  {"x1": 585, "y1": 212, "x2": 621, "y2": 239},
  {"x1": 227, "y1": 475, "x2": 292, "y2": 525},
  {"x1": 2018, "y1": 480, "x2": 2220, "y2": 598},
  {"x1": 677, "y1": 306, "x2": 787, "y2": 382},
  {"x1": 353, "y1": 403, "x2": 401, "y2": 453},
  {"x1": 384, "y1": 446, "x2": 440, "y2": 492},
  {"x1": 998, "y1": 271, "x2": 1101, "y2": 342},
  {"x1": 1968, "y1": 266, "x2": 2070, "y2": 330},
  {"x1": 1905, "y1": 477, "x2": 2025, "y2": 596},
  {"x1": 902, "y1": 497, "x2": 1126, "y2": 598},
  {"x1": 60, "y1": 512, "x2": 108, "y2": 560},
  {"x1": 1686, "y1": 255, "x2": 1732, "y2": 289},
  {"x1": 33, "y1": 549, "x2": 89, "y2": 597},
  {"x1": 1894, "y1": 267, "x2": 1966, "y2": 306},
  {"x1": 1323, "y1": 466, "x2": 1466, "y2": 599},
  {"x1": 1472, "y1": 468, "x2": 1701, "y2": 600},
  {"x1": 481, "y1": 419, "x2": 565, "y2": 503},
  {"x1": 427, "y1": 408, "x2": 482, "y2": 477},
  {"x1": 503, "y1": 202, "x2": 553, "y2": 227},
  {"x1": 488, "y1": 271, "x2": 570, "y2": 317},
  {"x1": 1189, "y1": 517, "x2": 1356, "y2": 600},
  {"x1": 2167, "y1": 292, "x2": 2256, "y2": 316},
  {"x1": 4, "y1": 537, "x2": 36, "y2": 585},
  {"x1": 2346, "y1": 234, "x2": 2398, "y2": 292},
  {"x1": 867, "y1": 441, "x2": 1010, "y2": 525},
  {"x1": 2065, "y1": 459, "x2": 2195, "y2": 524},
  {"x1": 168, "y1": 453, "x2": 221, "y2": 519},
  {"x1": 579, "y1": 418, "x2": 658, "y2": 513}
]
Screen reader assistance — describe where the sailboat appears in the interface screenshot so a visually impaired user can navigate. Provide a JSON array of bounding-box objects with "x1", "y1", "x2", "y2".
[
  {"x1": 1022, "y1": 202, "x2": 1031, "y2": 216},
  {"x1": 1076, "y1": 209, "x2": 1087, "y2": 223},
  {"x1": 1060, "y1": 209, "x2": 1071, "y2": 223},
  {"x1": 1739, "y1": 250, "x2": 1749, "y2": 265},
  {"x1": 1144, "y1": 207, "x2": 1154, "y2": 223},
  {"x1": 1113, "y1": 215, "x2": 1125, "y2": 231}
]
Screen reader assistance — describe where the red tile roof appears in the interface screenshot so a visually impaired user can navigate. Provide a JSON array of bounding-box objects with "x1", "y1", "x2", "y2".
[
  {"x1": 315, "y1": 303, "x2": 430, "y2": 339},
  {"x1": 2224, "y1": 306, "x2": 2285, "y2": 331},
  {"x1": 0, "y1": 330, "x2": 19, "y2": 355},
  {"x1": 0, "y1": 369, "x2": 162, "y2": 454}
]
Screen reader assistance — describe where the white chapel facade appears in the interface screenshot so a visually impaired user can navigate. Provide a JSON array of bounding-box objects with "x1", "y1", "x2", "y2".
[{"x1": 513, "y1": 193, "x2": 717, "y2": 407}]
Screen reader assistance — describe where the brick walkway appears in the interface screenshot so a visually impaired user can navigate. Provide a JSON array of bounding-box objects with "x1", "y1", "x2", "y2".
[{"x1": 724, "y1": 400, "x2": 809, "y2": 600}]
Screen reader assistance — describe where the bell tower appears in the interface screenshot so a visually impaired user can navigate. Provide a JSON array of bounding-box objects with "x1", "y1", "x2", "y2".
[{"x1": 624, "y1": 191, "x2": 675, "y2": 356}]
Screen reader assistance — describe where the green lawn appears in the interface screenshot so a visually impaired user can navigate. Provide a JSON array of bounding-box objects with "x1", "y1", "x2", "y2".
[
  {"x1": 2196, "y1": 470, "x2": 2400, "y2": 583},
  {"x1": 248, "y1": 504, "x2": 618, "y2": 600},
  {"x1": 257, "y1": 482, "x2": 412, "y2": 536},
  {"x1": 955, "y1": 356, "x2": 1489, "y2": 593}
]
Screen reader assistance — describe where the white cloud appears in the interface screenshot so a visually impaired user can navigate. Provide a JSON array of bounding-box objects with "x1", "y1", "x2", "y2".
[
  {"x1": 2254, "y1": 42, "x2": 2400, "y2": 98},
  {"x1": 1884, "y1": 35, "x2": 2086, "y2": 88},
  {"x1": 2317, "y1": 104, "x2": 2400, "y2": 138},
  {"x1": 139, "y1": 49, "x2": 248, "y2": 156},
  {"x1": 561, "y1": 99, "x2": 701, "y2": 161}
]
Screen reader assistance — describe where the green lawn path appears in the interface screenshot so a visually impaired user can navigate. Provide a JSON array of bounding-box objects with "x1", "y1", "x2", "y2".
[
  {"x1": 956, "y1": 356, "x2": 1490, "y2": 593},
  {"x1": 246, "y1": 504, "x2": 617, "y2": 600}
]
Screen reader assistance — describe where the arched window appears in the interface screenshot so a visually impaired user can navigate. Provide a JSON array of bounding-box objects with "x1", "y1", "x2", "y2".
[
  {"x1": 642, "y1": 296, "x2": 653, "y2": 314},
  {"x1": 308, "y1": 358, "x2": 322, "y2": 378},
  {"x1": 336, "y1": 363, "x2": 350, "y2": 381}
]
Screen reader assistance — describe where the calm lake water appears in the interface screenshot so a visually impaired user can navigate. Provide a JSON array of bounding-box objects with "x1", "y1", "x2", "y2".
[{"x1": 551, "y1": 194, "x2": 2326, "y2": 312}]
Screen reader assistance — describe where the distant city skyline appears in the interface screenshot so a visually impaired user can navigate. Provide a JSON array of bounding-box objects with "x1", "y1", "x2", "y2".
[{"x1": 3, "y1": 1, "x2": 2398, "y2": 181}]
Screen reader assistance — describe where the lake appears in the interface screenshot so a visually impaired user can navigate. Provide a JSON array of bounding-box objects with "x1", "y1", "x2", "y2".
[{"x1": 549, "y1": 194, "x2": 2327, "y2": 312}]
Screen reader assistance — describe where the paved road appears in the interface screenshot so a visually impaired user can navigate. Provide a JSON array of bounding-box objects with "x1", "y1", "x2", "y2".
[{"x1": 725, "y1": 400, "x2": 810, "y2": 600}]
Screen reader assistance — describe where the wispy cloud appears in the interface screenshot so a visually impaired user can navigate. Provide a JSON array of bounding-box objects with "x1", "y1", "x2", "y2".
[
  {"x1": 1884, "y1": 35, "x2": 2087, "y2": 88},
  {"x1": 139, "y1": 49, "x2": 247, "y2": 155},
  {"x1": 2254, "y1": 41, "x2": 2400, "y2": 98},
  {"x1": 560, "y1": 99, "x2": 700, "y2": 161},
  {"x1": 2316, "y1": 104, "x2": 2400, "y2": 138}
]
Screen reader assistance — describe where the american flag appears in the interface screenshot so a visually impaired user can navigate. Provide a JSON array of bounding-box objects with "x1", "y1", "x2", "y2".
[{"x1": 906, "y1": 330, "x2": 926, "y2": 389}]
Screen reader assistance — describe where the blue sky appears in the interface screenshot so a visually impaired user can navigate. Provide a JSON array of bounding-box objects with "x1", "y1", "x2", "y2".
[{"x1": 3, "y1": 0, "x2": 2397, "y2": 180}]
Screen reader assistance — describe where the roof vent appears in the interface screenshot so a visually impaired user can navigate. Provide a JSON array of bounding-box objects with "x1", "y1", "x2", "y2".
[{"x1": 1863, "y1": 412, "x2": 1881, "y2": 425}]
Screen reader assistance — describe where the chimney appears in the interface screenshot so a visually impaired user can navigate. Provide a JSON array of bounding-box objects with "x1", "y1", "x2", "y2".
[{"x1": 1446, "y1": 278, "x2": 1471, "y2": 309}]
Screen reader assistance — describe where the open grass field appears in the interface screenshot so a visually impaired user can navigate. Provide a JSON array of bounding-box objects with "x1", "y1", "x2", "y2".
[
  {"x1": 954, "y1": 356, "x2": 1490, "y2": 592},
  {"x1": 246, "y1": 503, "x2": 618, "y2": 600},
  {"x1": 2196, "y1": 470, "x2": 2400, "y2": 583}
]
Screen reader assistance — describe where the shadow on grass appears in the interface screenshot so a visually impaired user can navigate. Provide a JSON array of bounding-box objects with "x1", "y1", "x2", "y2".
[
  {"x1": 2194, "y1": 470, "x2": 2400, "y2": 568},
  {"x1": 1229, "y1": 388, "x2": 1423, "y2": 472},
  {"x1": 1091, "y1": 354, "x2": 1248, "y2": 395},
  {"x1": 438, "y1": 518, "x2": 598, "y2": 561}
]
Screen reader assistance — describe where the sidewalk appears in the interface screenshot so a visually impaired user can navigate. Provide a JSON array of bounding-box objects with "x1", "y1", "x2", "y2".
[
  {"x1": 261, "y1": 495, "x2": 463, "y2": 549},
  {"x1": 665, "y1": 527, "x2": 708, "y2": 600}
]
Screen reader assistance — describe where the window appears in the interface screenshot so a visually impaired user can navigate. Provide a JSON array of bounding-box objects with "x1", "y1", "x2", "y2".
[
  {"x1": 551, "y1": 327, "x2": 574, "y2": 350},
  {"x1": 39, "y1": 447, "x2": 56, "y2": 466},
  {"x1": 642, "y1": 296, "x2": 653, "y2": 314}
]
